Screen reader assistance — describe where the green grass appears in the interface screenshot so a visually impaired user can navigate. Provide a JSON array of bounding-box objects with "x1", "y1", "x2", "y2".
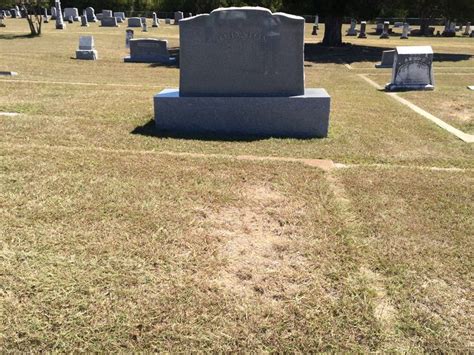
[{"x1": 0, "y1": 19, "x2": 473, "y2": 351}]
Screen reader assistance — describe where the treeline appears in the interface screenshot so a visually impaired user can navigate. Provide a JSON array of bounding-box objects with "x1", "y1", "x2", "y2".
[{"x1": 53, "y1": 0, "x2": 284, "y2": 13}]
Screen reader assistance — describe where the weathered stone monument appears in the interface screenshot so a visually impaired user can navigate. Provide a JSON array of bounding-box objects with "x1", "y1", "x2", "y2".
[
  {"x1": 154, "y1": 7, "x2": 331, "y2": 138},
  {"x1": 347, "y1": 19, "x2": 357, "y2": 36},
  {"x1": 124, "y1": 38, "x2": 176, "y2": 64},
  {"x1": 128, "y1": 17, "x2": 142, "y2": 27},
  {"x1": 43, "y1": 8, "x2": 49, "y2": 23},
  {"x1": 101, "y1": 16, "x2": 118, "y2": 27},
  {"x1": 102, "y1": 10, "x2": 113, "y2": 18},
  {"x1": 64, "y1": 8, "x2": 79, "y2": 21},
  {"x1": 401, "y1": 23, "x2": 409, "y2": 39},
  {"x1": 380, "y1": 21, "x2": 390, "y2": 38},
  {"x1": 55, "y1": 0, "x2": 65, "y2": 30},
  {"x1": 125, "y1": 29, "x2": 134, "y2": 48},
  {"x1": 358, "y1": 21, "x2": 367, "y2": 38},
  {"x1": 76, "y1": 36, "x2": 98, "y2": 60},
  {"x1": 81, "y1": 15, "x2": 88, "y2": 27},
  {"x1": 85, "y1": 7, "x2": 97, "y2": 22},
  {"x1": 375, "y1": 49, "x2": 395, "y2": 68},
  {"x1": 152, "y1": 12, "x2": 159, "y2": 27},
  {"x1": 174, "y1": 11, "x2": 183, "y2": 24},
  {"x1": 142, "y1": 20, "x2": 148, "y2": 32},
  {"x1": 385, "y1": 46, "x2": 434, "y2": 91}
]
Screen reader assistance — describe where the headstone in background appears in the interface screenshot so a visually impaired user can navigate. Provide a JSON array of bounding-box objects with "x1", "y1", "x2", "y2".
[
  {"x1": 124, "y1": 38, "x2": 176, "y2": 64},
  {"x1": 67, "y1": 16, "x2": 73, "y2": 24},
  {"x1": 385, "y1": 46, "x2": 434, "y2": 91},
  {"x1": 10, "y1": 9, "x2": 17, "y2": 18},
  {"x1": 81, "y1": 15, "x2": 88, "y2": 27},
  {"x1": 85, "y1": 7, "x2": 97, "y2": 22},
  {"x1": 115, "y1": 12, "x2": 126, "y2": 21},
  {"x1": 401, "y1": 23, "x2": 409, "y2": 39},
  {"x1": 142, "y1": 21, "x2": 148, "y2": 32},
  {"x1": 154, "y1": 7, "x2": 331, "y2": 138},
  {"x1": 347, "y1": 19, "x2": 357, "y2": 36},
  {"x1": 152, "y1": 12, "x2": 159, "y2": 27},
  {"x1": 125, "y1": 29, "x2": 134, "y2": 48},
  {"x1": 50, "y1": 7, "x2": 57, "y2": 20},
  {"x1": 375, "y1": 49, "x2": 395, "y2": 68},
  {"x1": 102, "y1": 10, "x2": 113, "y2": 18},
  {"x1": 442, "y1": 21, "x2": 456, "y2": 37},
  {"x1": 76, "y1": 36, "x2": 98, "y2": 60},
  {"x1": 55, "y1": 0, "x2": 65, "y2": 29},
  {"x1": 380, "y1": 21, "x2": 390, "y2": 38},
  {"x1": 64, "y1": 8, "x2": 79, "y2": 21},
  {"x1": 0, "y1": 16, "x2": 5, "y2": 27},
  {"x1": 165, "y1": 18, "x2": 171, "y2": 25},
  {"x1": 358, "y1": 21, "x2": 367, "y2": 38},
  {"x1": 463, "y1": 22, "x2": 471, "y2": 36},
  {"x1": 174, "y1": 11, "x2": 183, "y2": 25},
  {"x1": 376, "y1": 22, "x2": 383, "y2": 34},
  {"x1": 312, "y1": 25, "x2": 317, "y2": 36},
  {"x1": 128, "y1": 17, "x2": 142, "y2": 27},
  {"x1": 314, "y1": 14, "x2": 319, "y2": 29},
  {"x1": 101, "y1": 16, "x2": 118, "y2": 27},
  {"x1": 394, "y1": 21, "x2": 403, "y2": 28}
]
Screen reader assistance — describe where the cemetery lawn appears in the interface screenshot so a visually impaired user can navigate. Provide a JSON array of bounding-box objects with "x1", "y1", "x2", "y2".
[{"x1": 1, "y1": 21, "x2": 473, "y2": 352}]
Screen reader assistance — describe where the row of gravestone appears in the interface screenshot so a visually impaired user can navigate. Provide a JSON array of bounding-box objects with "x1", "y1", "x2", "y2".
[{"x1": 311, "y1": 19, "x2": 473, "y2": 38}]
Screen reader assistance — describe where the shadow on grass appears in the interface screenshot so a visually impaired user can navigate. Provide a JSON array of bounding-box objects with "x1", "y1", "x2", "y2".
[
  {"x1": 0, "y1": 33, "x2": 38, "y2": 40},
  {"x1": 304, "y1": 43, "x2": 473, "y2": 64},
  {"x1": 131, "y1": 119, "x2": 297, "y2": 142}
]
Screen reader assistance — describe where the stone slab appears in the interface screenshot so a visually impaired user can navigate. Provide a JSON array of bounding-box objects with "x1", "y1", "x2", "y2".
[
  {"x1": 124, "y1": 38, "x2": 175, "y2": 64},
  {"x1": 101, "y1": 17, "x2": 118, "y2": 27},
  {"x1": 375, "y1": 49, "x2": 395, "y2": 68},
  {"x1": 179, "y1": 7, "x2": 305, "y2": 97},
  {"x1": 76, "y1": 50, "x2": 98, "y2": 60},
  {"x1": 128, "y1": 17, "x2": 142, "y2": 27},
  {"x1": 154, "y1": 88, "x2": 330, "y2": 138}
]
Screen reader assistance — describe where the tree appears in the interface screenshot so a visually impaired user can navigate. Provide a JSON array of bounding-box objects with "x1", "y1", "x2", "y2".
[
  {"x1": 283, "y1": 0, "x2": 385, "y2": 46},
  {"x1": 16, "y1": 0, "x2": 49, "y2": 36}
]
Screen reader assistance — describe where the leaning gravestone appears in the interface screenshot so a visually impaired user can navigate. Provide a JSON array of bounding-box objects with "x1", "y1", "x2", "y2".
[
  {"x1": 154, "y1": 7, "x2": 331, "y2": 138},
  {"x1": 385, "y1": 46, "x2": 434, "y2": 91},
  {"x1": 124, "y1": 38, "x2": 176, "y2": 64},
  {"x1": 55, "y1": 0, "x2": 65, "y2": 29},
  {"x1": 64, "y1": 8, "x2": 79, "y2": 21},
  {"x1": 174, "y1": 11, "x2": 183, "y2": 24},
  {"x1": 101, "y1": 17, "x2": 118, "y2": 27},
  {"x1": 375, "y1": 49, "x2": 395, "y2": 68},
  {"x1": 81, "y1": 15, "x2": 88, "y2": 27},
  {"x1": 76, "y1": 36, "x2": 98, "y2": 60},
  {"x1": 128, "y1": 17, "x2": 142, "y2": 27},
  {"x1": 358, "y1": 21, "x2": 367, "y2": 38},
  {"x1": 85, "y1": 7, "x2": 97, "y2": 22}
]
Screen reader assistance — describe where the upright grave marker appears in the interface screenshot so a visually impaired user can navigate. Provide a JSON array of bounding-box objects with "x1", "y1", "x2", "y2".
[
  {"x1": 401, "y1": 23, "x2": 409, "y2": 39},
  {"x1": 85, "y1": 7, "x2": 97, "y2": 22},
  {"x1": 358, "y1": 21, "x2": 367, "y2": 38},
  {"x1": 174, "y1": 11, "x2": 183, "y2": 25},
  {"x1": 55, "y1": 0, "x2": 65, "y2": 29},
  {"x1": 347, "y1": 19, "x2": 357, "y2": 36},
  {"x1": 64, "y1": 8, "x2": 79, "y2": 21},
  {"x1": 154, "y1": 7, "x2": 331, "y2": 138},
  {"x1": 125, "y1": 29, "x2": 134, "y2": 48},
  {"x1": 380, "y1": 21, "x2": 390, "y2": 38},
  {"x1": 76, "y1": 36, "x2": 98, "y2": 60},
  {"x1": 386, "y1": 46, "x2": 434, "y2": 91},
  {"x1": 81, "y1": 15, "x2": 88, "y2": 27},
  {"x1": 128, "y1": 17, "x2": 142, "y2": 27},
  {"x1": 124, "y1": 38, "x2": 175, "y2": 64},
  {"x1": 152, "y1": 12, "x2": 159, "y2": 27}
]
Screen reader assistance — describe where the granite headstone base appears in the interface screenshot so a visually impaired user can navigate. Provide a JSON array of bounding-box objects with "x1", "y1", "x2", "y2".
[
  {"x1": 154, "y1": 89, "x2": 330, "y2": 138},
  {"x1": 385, "y1": 83, "x2": 434, "y2": 91},
  {"x1": 76, "y1": 50, "x2": 98, "y2": 60}
]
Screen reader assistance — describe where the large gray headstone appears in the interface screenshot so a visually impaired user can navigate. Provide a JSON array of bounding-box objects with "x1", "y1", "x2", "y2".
[
  {"x1": 179, "y1": 7, "x2": 305, "y2": 97},
  {"x1": 124, "y1": 38, "x2": 175, "y2": 64},
  {"x1": 64, "y1": 8, "x2": 79, "y2": 21},
  {"x1": 102, "y1": 10, "x2": 113, "y2": 18},
  {"x1": 386, "y1": 46, "x2": 434, "y2": 91},
  {"x1": 128, "y1": 17, "x2": 142, "y2": 27},
  {"x1": 101, "y1": 17, "x2": 118, "y2": 27}
]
